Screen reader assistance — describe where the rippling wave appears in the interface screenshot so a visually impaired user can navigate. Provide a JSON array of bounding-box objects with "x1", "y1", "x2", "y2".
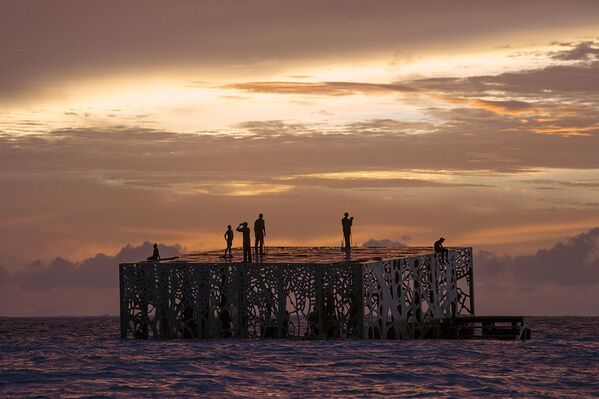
[{"x1": 0, "y1": 317, "x2": 597, "y2": 398}]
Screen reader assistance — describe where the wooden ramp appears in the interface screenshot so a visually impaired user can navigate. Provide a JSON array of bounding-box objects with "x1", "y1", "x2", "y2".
[{"x1": 438, "y1": 316, "x2": 531, "y2": 340}]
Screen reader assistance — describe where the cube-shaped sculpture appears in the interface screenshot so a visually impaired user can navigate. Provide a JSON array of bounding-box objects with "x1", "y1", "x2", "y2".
[{"x1": 119, "y1": 247, "x2": 474, "y2": 339}]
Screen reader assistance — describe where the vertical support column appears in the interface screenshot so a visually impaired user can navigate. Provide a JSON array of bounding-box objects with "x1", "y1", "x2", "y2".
[
  {"x1": 428, "y1": 254, "x2": 439, "y2": 319},
  {"x1": 468, "y1": 248, "x2": 475, "y2": 316},
  {"x1": 217, "y1": 265, "x2": 229, "y2": 338},
  {"x1": 140, "y1": 265, "x2": 149, "y2": 339},
  {"x1": 447, "y1": 252, "x2": 457, "y2": 319},
  {"x1": 201, "y1": 266, "x2": 208, "y2": 337},
  {"x1": 413, "y1": 259, "x2": 421, "y2": 324},
  {"x1": 190, "y1": 266, "x2": 201, "y2": 338},
  {"x1": 315, "y1": 266, "x2": 326, "y2": 339},
  {"x1": 352, "y1": 263, "x2": 364, "y2": 339},
  {"x1": 398, "y1": 259, "x2": 409, "y2": 339},
  {"x1": 236, "y1": 263, "x2": 247, "y2": 338},
  {"x1": 157, "y1": 264, "x2": 169, "y2": 339},
  {"x1": 182, "y1": 265, "x2": 197, "y2": 338},
  {"x1": 277, "y1": 269, "x2": 286, "y2": 338},
  {"x1": 119, "y1": 264, "x2": 127, "y2": 338}
]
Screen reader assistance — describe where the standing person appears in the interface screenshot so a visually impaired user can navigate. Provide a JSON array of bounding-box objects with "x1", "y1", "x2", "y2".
[
  {"x1": 254, "y1": 213, "x2": 266, "y2": 256},
  {"x1": 223, "y1": 225, "x2": 234, "y2": 257},
  {"x1": 341, "y1": 212, "x2": 354, "y2": 251},
  {"x1": 236, "y1": 222, "x2": 252, "y2": 262},
  {"x1": 434, "y1": 237, "x2": 449, "y2": 263}
]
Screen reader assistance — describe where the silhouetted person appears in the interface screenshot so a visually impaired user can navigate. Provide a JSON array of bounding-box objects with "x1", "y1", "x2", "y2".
[
  {"x1": 254, "y1": 213, "x2": 266, "y2": 256},
  {"x1": 341, "y1": 212, "x2": 354, "y2": 251},
  {"x1": 237, "y1": 222, "x2": 252, "y2": 262},
  {"x1": 223, "y1": 225, "x2": 234, "y2": 257},
  {"x1": 434, "y1": 237, "x2": 449, "y2": 262},
  {"x1": 147, "y1": 243, "x2": 160, "y2": 261}
]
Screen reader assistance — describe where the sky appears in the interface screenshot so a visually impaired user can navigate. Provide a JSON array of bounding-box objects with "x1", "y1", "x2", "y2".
[{"x1": 1, "y1": 0, "x2": 598, "y2": 315}]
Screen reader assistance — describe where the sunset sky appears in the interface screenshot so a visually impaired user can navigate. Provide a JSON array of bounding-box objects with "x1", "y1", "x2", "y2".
[{"x1": 1, "y1": 1, "x2": 598, "y2": 315}]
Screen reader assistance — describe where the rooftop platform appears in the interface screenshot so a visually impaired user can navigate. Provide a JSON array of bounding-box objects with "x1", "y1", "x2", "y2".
[{"x1": 148, "y1": 246, "x2": 444, "y2": 265}]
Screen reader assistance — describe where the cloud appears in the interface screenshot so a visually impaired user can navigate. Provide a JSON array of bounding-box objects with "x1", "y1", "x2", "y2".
[
  {"x1": 476, "y1": 228, "x2": 599, "y2": 287},
  {"x1": 550, "y1": 41, "x2": 599, "y2": 61},
  {"x1": 4, "y1": 1, "x2": 599, "y2": 102},
  {"x1": 3, "y1": 122, "x2": 598, "y2": 182},
  {"x1": 524, "y1": 179, "x2": 599, "y2": 189},
  {"x1": 224, "y1": 81, "x2": 415, "y2": 96},
  {"x1": 218, "y1": 45, "x2": 599, "y2": 136},
  {"x1": 13, "y1": 242, "x2": 182, "y2": 291},
  {"x1": 2, "y1": 42, "x2": 599, "y2": 264},
  {"x1": 0, "y1": 266, "x2": 9, "y2": 287},
  {"x1": 412, "y1": 60, "x2": 599, "y2": 96},
  {"x1": 342, "y1": 119, "x2": 435, "y2": 135},
  {"x1": 362, "y1": 238, "x2": 408, "y2": 247},
  {"x1": 2, "y1": 231, "x2": 599, "y2": 315},
  {"x1": 233, "y1": 120, "x2": 314, "y2": 135},
  {"x1": 473, "y1": 228, "x2": 599, "y2": 315},
  {"x1": 2, "y1": 123, "x2": 599, "y2": 266},
  {"x1": 223, "y1": 43, "x2": 599, "y2": 105},
  {"x1": 439, "y1": 96, "x2": 559, "y2": 117},
  {"x1": 0, "y1": 242, "x2": 184, "y2": 315}
]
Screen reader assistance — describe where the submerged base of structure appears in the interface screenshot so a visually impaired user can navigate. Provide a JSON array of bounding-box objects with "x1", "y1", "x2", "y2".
[
  {"x1": 118, "y1": 246, "x2": 528, "y2": 340},
  {"x1": 438, "y1": 316, "x2": 531, "y2": 340}
]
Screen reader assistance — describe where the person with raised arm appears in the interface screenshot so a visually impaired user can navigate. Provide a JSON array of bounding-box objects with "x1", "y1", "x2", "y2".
[{"x1": 236, "y1": 222, "x2": 252, "y2": 262}]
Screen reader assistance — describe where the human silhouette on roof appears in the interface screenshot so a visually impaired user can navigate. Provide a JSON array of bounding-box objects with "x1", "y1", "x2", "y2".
[
  {"x1": 254, "y1": 213, "x2": 266, "y2": 256},
  {"x1": 147, "y1": 243, "x2": 160, "y2": 261},
  {"x1": 237, "y1": 222, "x2": 252, "y2": 262},
  {"x1": 434, "y1": 237, "x2": 448, "y2": 262},
  {"x1": 223, "y1": 225, "x2": 234, "y2": 257},
  {"x1": 341, "y1": 212, "x2": 353, "y2": 251}
]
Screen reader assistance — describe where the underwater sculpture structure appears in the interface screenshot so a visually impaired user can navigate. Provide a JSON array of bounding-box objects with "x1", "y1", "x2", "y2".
[{"x1": 119, "y1": 247, "x2": 528, "y2": 340}]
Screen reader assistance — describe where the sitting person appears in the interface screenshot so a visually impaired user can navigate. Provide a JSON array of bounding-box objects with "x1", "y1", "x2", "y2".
[
  {"x1": 434, "y1": 237, "x2": 448, "y2": 262},
  {"x1": 147, "y1": 243, "x2": 160, "y2": 261}
]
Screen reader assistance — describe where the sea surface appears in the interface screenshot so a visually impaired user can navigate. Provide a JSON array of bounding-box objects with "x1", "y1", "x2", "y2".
[{"x1": 0, "y1": 317, "x2": 598, "y2": 398}]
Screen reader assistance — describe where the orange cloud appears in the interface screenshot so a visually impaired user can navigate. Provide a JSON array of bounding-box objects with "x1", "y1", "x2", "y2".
[
  {"x1": 456, "y1": 220, "x2": 599, "y2": 246},
  {"x1": 528, "y1": 125, "x2": 598, "y2": 137},
  {"x1": 438, "y1": 95, "x2": 551, "y2": 116},
  {"x1": 223, "y1": 81, "x2": 415, "y2": 96}
]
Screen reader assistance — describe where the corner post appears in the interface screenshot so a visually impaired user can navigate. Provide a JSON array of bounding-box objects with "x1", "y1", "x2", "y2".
[
  {"x1": 468, "y1": 248, "x2": 475, "y2": 315},
  {"x1": 119, "y1": 264, "x2": 127, "y2": 338}
]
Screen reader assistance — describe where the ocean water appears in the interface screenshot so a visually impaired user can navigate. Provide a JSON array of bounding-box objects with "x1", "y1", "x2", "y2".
[{"x1": 0, "y1": 317, "x2": 597, "y2": 398}]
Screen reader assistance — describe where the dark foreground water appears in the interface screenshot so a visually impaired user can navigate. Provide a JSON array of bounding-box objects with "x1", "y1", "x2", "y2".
[{"x1": 0, "y1": 317, "x2": 598, "y2": 398}]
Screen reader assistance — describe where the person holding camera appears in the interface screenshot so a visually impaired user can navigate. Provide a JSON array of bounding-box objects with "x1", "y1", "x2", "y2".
[{"x1": 236, "y1": 222, "x2": 252, "y2": 262}]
